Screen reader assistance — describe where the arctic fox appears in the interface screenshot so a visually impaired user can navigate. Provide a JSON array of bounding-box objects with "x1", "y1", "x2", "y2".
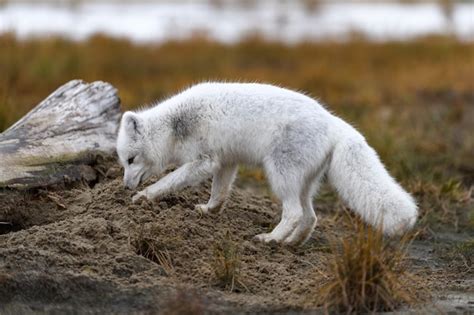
[{"x1": 116, "y1": 83, "x2": 417, "y2": 245}]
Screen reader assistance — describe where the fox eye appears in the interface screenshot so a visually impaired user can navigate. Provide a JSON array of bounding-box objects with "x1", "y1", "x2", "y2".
[{"x1": 127, "y1": 157, "x2": 135, "y2": 165}]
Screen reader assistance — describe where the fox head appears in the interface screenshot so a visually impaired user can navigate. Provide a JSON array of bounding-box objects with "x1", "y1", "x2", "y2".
[{"x1": 116, "y1": 112, "x2": 154, "y2": 189}]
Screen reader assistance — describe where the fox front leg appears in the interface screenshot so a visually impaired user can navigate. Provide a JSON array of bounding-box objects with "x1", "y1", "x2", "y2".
[
  {"x1": 195, "y1": 164, "x2": 238, "y2": 214},
  {"x1": 132, "y1": 159, "x2": 216, "y2": 203}
]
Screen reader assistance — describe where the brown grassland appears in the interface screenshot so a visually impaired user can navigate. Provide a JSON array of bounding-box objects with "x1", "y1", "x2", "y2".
[{"x1": 0, "y1": 34, "x2": 473, "y2": 313}]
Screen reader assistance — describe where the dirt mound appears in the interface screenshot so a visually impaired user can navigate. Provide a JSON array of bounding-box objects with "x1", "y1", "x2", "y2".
[
  {"x1": 1, "y1": 162, "x2": 471, "y2": 314},
  {"x1": 0, "y1": 162, "x2": 338, "y2": 314}
]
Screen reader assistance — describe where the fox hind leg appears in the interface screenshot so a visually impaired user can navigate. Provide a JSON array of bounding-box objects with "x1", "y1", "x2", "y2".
[
  {"x1": 254, "y1": 194, "x2": 305, "y2": 244},
  {"x1": 254, "y1": 162, "x2": 307, "y2": 244},
  {"x1": 254, "y1": 149, "x2": 329, "y2": 245},
  {"x1": 283, "y1": 170, "x2": 324, "y2": 245}
]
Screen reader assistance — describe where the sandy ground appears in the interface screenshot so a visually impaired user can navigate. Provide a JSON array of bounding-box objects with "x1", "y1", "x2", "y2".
[{"x1": 0, "y1": 160, "x2": 472, "y2": 314}]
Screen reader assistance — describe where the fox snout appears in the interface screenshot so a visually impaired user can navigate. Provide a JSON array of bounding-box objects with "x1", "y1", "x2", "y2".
[
  {"x1": 123, "y1": 178, "x2": 135, "y2": 190},
  {"x1": 123, "y1": 180, "x2": 136, "y2": 190},
  {"x1": 123, "y1": 170, "x2": 141, "y2": 190}
]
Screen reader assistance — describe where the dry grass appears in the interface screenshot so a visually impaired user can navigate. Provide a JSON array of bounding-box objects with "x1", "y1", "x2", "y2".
[
  {"x1": 211, "y1": 231, "x2": 246, "y2": 292},
  {"x1": 131, "y1": 226, "x2": 175, "y2": 277},
  {"x1": 317, "y1": 220, "x2": 421, "y2": 314},
  {"x1": 0, "y1": 34, "x2": 472, "y2": 129},
  {"x1": 410, "y1": 179, "x2": 473, "y2": 232},
  {"x1": 452, "y1": 240, "x2": 474, "y2": 272}
]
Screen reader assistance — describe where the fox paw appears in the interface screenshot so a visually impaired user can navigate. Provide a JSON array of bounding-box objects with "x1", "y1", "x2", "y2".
[
  {"x1": 132, "y1": 191, "x2": 148, "y2": 204},
  {"x1": 252, "y1": 233, "x2": 281, "y2": 245},
  {"x1": 194, "y1": 204, "x2": 208, "y2": 214},
  {"x1": 195, "y1": 203, "x2": 223, "y2": 215}
]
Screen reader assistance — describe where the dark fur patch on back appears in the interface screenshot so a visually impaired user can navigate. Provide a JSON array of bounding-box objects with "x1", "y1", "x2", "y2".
[{"x1": 169, "y1": 110, "x2": 199, "y2": 141}]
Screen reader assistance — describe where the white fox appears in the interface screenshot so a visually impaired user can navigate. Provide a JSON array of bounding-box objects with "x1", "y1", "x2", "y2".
[{"x1": 116, "y1": 82, "x2": 417, "y2": 245}]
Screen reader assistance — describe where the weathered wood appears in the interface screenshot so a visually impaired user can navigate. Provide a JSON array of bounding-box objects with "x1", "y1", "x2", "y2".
[{"x1": 0, "y1": 80, "x2": 121, "y2": 188}]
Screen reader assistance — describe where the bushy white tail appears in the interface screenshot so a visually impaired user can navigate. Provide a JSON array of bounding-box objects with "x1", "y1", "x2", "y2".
[{"x1": 328, "y1": 137, "x2": 418, "y2": 235}]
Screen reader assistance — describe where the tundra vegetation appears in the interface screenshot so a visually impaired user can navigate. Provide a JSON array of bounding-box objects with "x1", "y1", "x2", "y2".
[{"x1": 0, "y1": 34, "x2": 472, "y2": 313}]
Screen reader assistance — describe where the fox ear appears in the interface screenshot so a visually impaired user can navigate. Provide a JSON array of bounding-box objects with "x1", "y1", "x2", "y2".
[{"x1": 122, "y1": 111, "x2": 143, "y2": 139}]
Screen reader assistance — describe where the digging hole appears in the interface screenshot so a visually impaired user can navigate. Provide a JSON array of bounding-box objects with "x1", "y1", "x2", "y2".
[
  {"x1": 0, "y1": 221, "x2": 23, "y2": 235},
  {"x1": 0, "y1": 189, "x2": 69, "y2": 234},
  {"x1": 132, "y1": 229, "x2": 175, "y2": 276}
]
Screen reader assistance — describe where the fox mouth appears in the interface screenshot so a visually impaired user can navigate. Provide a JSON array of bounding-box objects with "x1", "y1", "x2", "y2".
[
  {"x1": 125, "y1": 172, "x2": 144, "y2": 190},
  {"x1": 136, "y1": 172, "x2": 146, "y2": 186},
  {"x1": 138, "y1": 170, "x2": 152, "y2": 185}
]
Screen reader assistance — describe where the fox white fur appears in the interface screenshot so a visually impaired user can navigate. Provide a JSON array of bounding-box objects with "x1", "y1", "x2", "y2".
[{"x1": 116, "y1": 82, "x2": 417, "y2": 245}]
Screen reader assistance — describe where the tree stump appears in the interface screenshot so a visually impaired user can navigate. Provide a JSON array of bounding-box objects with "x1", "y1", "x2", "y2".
[{"x1": 0, "y1": 80, "x2": 121, "y2": 189}]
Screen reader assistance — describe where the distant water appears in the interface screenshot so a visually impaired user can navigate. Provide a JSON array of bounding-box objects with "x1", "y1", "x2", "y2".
[{"x1": 0, "y1": 1, "x2": 473, "y2": 43}]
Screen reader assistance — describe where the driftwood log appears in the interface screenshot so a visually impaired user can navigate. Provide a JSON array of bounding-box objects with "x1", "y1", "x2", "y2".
[{"x1": 0, "y1": 80, "x2": 121, "y2": 189}]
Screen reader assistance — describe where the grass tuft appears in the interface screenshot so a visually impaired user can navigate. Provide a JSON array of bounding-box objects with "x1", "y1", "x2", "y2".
[
  {"x1": 453, "y1": 240, "x2": 474, "y2": 271},
  {"x1": 211, "y1": 230, "x2": 246, "y2": 292},
  {"x1": 317, "y1": 220, "x2": 420, "y2": 314},
  {"x1": 132, "y1": 226, "x2": 175, "y2": 277},
  {"x1": 409, "y1": 179, "x2": 473, "y2": 231}
]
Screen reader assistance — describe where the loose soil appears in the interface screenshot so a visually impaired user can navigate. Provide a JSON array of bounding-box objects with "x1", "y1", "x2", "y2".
[{"x1": 0, "y1": 161, "x2": 472, "y2": 314}]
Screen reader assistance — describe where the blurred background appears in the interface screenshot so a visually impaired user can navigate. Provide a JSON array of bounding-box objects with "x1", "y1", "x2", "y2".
[
  {"x1": 0, "y1": 0, "x2": 473, "y2": 42},
  {"x1": 0, "y1": 0, "x2": 473, "y2": 227}
]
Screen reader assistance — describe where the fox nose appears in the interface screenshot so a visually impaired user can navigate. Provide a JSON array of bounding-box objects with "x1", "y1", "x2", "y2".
[
  {"x1": 123, "y1": 180, "x2": 132, "y2": 190},
  {"x1": 124, "y1": 178, "x2": 138, "y2": 190}
]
